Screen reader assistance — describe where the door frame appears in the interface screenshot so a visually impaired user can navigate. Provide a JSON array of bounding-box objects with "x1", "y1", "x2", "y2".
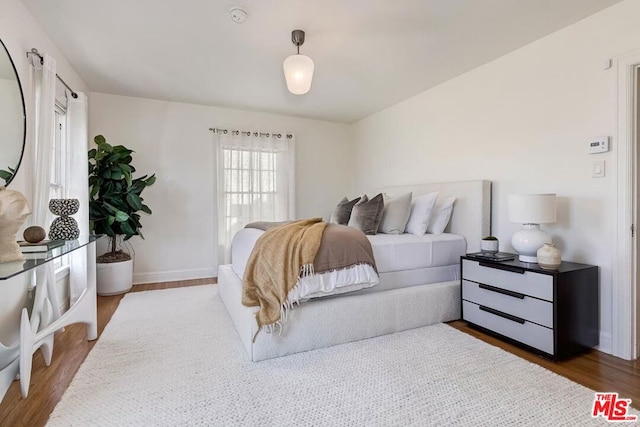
[{"x1": 614, "y1": 50, "x2": 640, "y2": 360}]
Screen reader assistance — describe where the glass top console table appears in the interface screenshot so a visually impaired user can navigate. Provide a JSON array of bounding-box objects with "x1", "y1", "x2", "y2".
[{"x1": 0, "y1": 236, "x2": 99, "y2": 402}]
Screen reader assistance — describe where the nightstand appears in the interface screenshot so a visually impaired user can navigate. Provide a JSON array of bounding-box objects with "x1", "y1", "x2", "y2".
[{"x1": 461, "y1": 255, "x2": 599, "y2": 359}]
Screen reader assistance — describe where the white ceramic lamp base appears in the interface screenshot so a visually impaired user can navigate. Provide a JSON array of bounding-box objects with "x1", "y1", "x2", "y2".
[{"x1": 511, "y1": 224, "x2": 551, "y2": 263}]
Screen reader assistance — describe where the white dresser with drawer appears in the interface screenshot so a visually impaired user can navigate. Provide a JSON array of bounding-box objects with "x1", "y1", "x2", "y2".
[{"x1": 461, "y1": 256, "x2": 599, "y2": 359}]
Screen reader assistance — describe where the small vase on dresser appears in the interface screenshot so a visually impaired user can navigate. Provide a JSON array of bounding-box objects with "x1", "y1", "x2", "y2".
[{"x1": 537, "y1": 243, "x2": 561, "y2": 270}]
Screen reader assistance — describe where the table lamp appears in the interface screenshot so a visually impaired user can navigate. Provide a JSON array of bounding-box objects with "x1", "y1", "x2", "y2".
[{"x1": 508, "y1": 194, "x2": 556, "y2": 263}]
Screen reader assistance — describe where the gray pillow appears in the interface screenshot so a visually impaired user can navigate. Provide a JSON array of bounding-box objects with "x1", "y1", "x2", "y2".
[
  {"x1": 329, "y1": 196, "x2": 361, "y2": 225},
  {"x1": 378, "y1": 192, "x2": 412, "y2": 234},
  {"x1": 348, "y1": 193, "x2": 384, "y2": 235}
]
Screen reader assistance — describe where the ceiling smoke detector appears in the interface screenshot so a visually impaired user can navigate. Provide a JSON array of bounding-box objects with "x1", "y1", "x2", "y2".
[{"x1": 229, "y1": 7, "x2": 247, "y2": 24}]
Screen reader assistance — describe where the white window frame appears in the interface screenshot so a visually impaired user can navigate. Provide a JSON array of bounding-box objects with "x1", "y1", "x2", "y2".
[{"x1": 51, "y1": 102, "x2": 70, "y2": 272}]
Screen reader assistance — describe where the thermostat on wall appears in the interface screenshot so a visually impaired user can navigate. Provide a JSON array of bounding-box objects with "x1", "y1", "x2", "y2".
[{"x1": 588, "y1": 136, "x2": 609, "y2": 154}]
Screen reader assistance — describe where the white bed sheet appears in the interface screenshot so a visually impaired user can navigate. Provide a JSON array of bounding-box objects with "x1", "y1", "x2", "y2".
[
  {"x1": 366, "y1": 233, "x2": 466, "y2": 273},
  {"x1": 231, "y1": 227, "x2": 263, "y2": 278},
  {"x1": 232, "y1": 228, "x2": 466, "y2": 278}
]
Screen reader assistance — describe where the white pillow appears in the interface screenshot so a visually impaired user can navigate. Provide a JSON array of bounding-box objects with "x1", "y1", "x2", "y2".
[
  {"x1": 427, "y1": 197, "x2": 456, "y2": 234},
  {"x1": 378, "y1": 192, "x2": 412, "y2": 234},
  {"x1": 405, "y1": 192, "x2": 438, "y2": 235}
]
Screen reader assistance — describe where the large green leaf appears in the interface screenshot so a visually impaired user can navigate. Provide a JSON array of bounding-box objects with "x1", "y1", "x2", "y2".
[
  {"x1": 126, "y1": 193, "x2": 143, "y2": 210},
  {"x1": 123, "y1": 170, "x2": 132, "y2": 188},
  {"x1": 115, "y1": 211, "x2": 129, "y2": 222},
  {"x1": 102, "y1": 202, "x2": 117, "y2": 214},
  {"x1": 120, "y1": 221, "x2": 135, "y2": 235},
  {"x1": 98, "y1": 141, "x2": 113, "y2": 153},
  {"x1": 103, "y1": 222, "x2": 115, "y2": 237}
]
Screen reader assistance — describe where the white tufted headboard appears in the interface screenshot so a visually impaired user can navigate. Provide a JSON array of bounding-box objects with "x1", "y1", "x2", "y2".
[{"x1": 373, "y1": 180, "x2": 492, "y2": 253}]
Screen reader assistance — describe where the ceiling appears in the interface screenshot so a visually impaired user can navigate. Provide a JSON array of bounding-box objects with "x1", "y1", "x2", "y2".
[{"x1": 22, "y1": 0, "x2": 622, "y2": 123}]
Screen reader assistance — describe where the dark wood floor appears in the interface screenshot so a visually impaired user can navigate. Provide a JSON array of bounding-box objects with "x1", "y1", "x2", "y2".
[
  {"x1": 0, "y1": 280, "x2": 638, "y2": 426},
  {"x1": 448, "y1": 320, "x2": 640, "y2": 409}
]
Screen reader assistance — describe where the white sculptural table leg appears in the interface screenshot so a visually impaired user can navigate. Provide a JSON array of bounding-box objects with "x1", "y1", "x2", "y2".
[{"x1": 18, "y1": 241, "x2": 98, "y2": 398}]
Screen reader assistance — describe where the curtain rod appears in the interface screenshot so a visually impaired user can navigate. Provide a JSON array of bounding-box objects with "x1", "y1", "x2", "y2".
[
  {"x1": 209, "y1": 128, "x2": 293, "y2": 139},
  {"x1": 26, "y1": 48, "x2": 78, "y2": 99}
]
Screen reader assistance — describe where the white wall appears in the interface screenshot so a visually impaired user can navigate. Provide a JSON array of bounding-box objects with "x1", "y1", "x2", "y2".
[
  {"x1": 89, "y1": 93, "x2": 353, "y2": 284},
  {"x1": 352, "y1": 0, "x2": 640, "y2": 354}
]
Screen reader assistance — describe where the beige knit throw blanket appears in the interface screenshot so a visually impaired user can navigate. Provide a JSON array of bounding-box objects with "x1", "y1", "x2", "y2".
[{"x1": 242, "y1": 218, "x2": 327, "y2": 337}]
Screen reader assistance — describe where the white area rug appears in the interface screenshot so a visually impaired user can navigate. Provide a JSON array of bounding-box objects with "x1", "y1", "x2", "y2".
[{"x1": 48, "y1": 285, "x2": 637, "y2": 426}]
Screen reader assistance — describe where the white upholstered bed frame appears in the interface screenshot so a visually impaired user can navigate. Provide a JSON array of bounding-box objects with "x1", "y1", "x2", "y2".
[{"x1": 218, "y1": 180, "x2": 491, "y2": 361}]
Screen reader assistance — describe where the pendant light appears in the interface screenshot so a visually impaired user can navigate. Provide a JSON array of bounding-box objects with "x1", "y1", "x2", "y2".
[{"x1": 283, "y1": 30, "x2": 314, "y2": 95}]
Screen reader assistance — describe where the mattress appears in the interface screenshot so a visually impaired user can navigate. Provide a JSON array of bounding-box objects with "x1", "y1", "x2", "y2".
[
  {"x1": 232, "y1": 228, "x2": 466, "y2": 277},
  {"x1": 366, "y1": 233, "x2": 466, "y2": 273}
]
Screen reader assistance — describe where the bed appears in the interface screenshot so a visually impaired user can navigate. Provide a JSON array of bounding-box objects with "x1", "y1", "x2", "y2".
[{"x1": 218, "y1": 180, "x2": 491, "y2": 361}]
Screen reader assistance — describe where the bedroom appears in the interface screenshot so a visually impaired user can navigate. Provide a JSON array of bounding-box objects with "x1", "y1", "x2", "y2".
[{"x1": 0, "y1": 0, "x2": 639, "y2": 424}]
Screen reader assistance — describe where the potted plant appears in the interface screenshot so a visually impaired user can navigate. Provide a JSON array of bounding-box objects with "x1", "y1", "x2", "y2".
[
  {"x1": 480, "y1": 235, "x2": 499, "y2": 254},
  {"x1": 88, "y1": 135, "x2": 155, "y2": 295}
]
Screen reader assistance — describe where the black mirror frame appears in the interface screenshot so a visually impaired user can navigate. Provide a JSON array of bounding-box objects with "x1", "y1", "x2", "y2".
[{"x1": 0, "y1": 38, "x2": 27, "y2": 187}]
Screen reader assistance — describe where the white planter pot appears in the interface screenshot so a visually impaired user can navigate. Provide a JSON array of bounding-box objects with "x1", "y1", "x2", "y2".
[
  {"x1": 96, "y1": 259, "x2": 134, "y2": 296},
  {"x1": 480, "y1": 239, "x2": 499, "y2": 254}
]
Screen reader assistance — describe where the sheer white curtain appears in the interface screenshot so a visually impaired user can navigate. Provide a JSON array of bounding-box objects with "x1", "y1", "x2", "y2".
[
  {"x1": 30, "y1": 53, "x2": 56, "y2": 226},
  {"x1": 214, "y1": 129, "x2": 295, "y2": 264},
  {"x1": 28, "y1": 53, "x2": 59, "y2": 321},
  {"x1": 66, "y1": 91, "x2": 88, "y2": 304}
]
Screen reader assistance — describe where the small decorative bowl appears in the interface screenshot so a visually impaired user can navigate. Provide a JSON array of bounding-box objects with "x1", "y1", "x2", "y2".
[{"x1": 49, "y1": 199, "x2": 79, "y2": 216}]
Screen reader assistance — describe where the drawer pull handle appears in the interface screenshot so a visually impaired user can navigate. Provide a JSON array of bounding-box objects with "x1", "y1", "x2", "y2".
[
  {"x1": 479, "y1": 284, "x2": 525, "y2": 299},
  {"x1": 479, "y1": 305, "x2": 526, "y2": 324},
  {"x1": 479, "y1": 262, "x2": 525, "y2": 274}
]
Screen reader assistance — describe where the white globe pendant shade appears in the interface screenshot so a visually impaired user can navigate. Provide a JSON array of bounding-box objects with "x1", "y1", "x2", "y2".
[{"x1": 283, "y1": 54, "x2": 314, "y2": 95}]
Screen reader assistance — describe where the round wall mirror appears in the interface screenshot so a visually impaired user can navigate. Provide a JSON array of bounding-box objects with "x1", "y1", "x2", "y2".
[{"x1": 0, "y1": 38, "x2": 26, "y2": 187}]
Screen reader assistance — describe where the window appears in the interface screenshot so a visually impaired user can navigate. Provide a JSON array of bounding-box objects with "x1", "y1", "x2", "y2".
[
  {"x1": 222, "y1": 149, "x2": 278, "y2": 230},
  {"x1": 50, "y1": 99, "x2": 69, "y2": 268},
  {"x1": 50, "y1": 106, "x2": 67, "y2": 202},
  {"x1": 215, "y1": 131, "x2": 294, "y2": 264}
]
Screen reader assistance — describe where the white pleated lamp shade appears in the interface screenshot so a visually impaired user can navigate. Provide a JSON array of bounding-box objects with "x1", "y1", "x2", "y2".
[{"x1": 283, "y1": 54, "x2": 314, "y2": 95}]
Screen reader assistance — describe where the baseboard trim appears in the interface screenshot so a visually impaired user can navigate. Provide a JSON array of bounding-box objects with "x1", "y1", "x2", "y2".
[
  {"x1": 596, "y1": 331, "x2": 612, "y2": 356},
  {"x1": 133, "y1": 267, "x2": 218, "y2": 285}
]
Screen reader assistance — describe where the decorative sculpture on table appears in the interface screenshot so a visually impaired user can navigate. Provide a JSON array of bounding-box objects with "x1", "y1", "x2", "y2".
[
  {"x1": 0, "y1": 187, "x2": 31, "y2": 263},
  {"x1": 23, "y1": 225, "x2": 46, "y2": 243},
  {"x1": 48, "y1": 199, "x2": 80, "y2": 240}
]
